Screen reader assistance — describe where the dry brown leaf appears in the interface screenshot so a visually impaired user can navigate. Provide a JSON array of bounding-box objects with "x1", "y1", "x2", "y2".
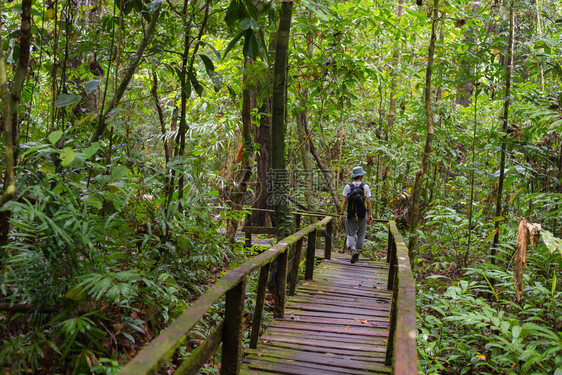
[
  {"x1": 514, "y1": 219, "x2": 542, "y2": 301},
  {"x1": 344, "y1": 326, "x2": 349, "y2": 330}
]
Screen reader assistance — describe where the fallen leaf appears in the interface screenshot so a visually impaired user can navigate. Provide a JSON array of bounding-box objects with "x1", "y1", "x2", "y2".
[
  {"x1": 475, "y1": 354, "x2": 486, "y2": 361},
  {"x1": 344, "y1": 326, "x2": 349, "y2": 330},
  {"x1": 257, "y1": 351, "x2": 262, "y2": 357},
  {"x1": 354, "y1": 298, "x2": 360, "y2": 302}
]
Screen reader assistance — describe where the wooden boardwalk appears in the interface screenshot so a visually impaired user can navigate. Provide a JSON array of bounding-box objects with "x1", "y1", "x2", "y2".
[{"x1": 242, "y1": 252, "x2": 392, "y2": 374}]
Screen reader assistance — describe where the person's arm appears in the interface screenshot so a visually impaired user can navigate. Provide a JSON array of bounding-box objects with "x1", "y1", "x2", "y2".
[
  {"x1": 340, "y1": 196, "x2": 348, "y2": 224},
  {"x1": 366, "y1": 197, "x2": 373, "y2": 223}
]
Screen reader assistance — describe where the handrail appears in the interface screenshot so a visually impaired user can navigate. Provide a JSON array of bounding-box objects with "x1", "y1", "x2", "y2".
[
  {"x1": 385, "y1": 220, "x2": 418, "y2": 374},
  {"x1": 119, "y1": 216, "x2": 333, "y2": 375}
]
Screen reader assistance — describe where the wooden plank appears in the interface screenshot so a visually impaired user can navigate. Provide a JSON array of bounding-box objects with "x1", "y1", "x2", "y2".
[
  {"x1": 244, "y1": 347, "x2": 383, "y2": 363},
  {"x1": 264, "y1": 328, "x2": 387, "y2": 343},
  {"x1": 278, "y1": 315, "x2": 389, "y2": 328},
  {"x1": 268, "y1": 323, "x2": 387, "y2": 336},
  {"x1": 259, "y1": 334, "x2": 385, "y2": 351},
  {"x1": 245, "y1": 351, "x2": 391, "y2": 373},
  {"x1": 261, "y1": 340, "x2": 386, "y2": 358},
  {"x1": 244, "y1": 357, "x2": 381, "y2": 375}
]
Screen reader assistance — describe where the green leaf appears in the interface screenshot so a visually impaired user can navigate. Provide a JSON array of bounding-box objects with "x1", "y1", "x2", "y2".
[
  {"x1": 84, "y1": 79, "x2": 101, "y2": 95},
  {"x1": 83, "y1": 142, "x2": 100, "y2": 158},
  {"x1": 48, "y1": 130, "x2": 63, "y2": 145},
  {"x1": 111, "y1": 165, "x2": 129, "y2": 179},
  {"x1": 60, "y1": 147, "x2": 76, "y2": 166},
  {"x1": 239, "y1": 17, "x2": 258, "y2": 31},
  {"x1": 85, "y1": 195, "x2": 103, "y2": 210},
  {"x1": 198, "y1": 54, "x2": 215, "y2": 74},
  {"x1": 223, "y1": 29, "x2": 245, "y2": 59},
  {"x1": 188, "y1": 70, "x2": 203, "y2": 97},
  {"x1": 55, "y1": 93, "x2": 81, "y2": 108},
  {"x1": 542, "y1": 230, "x2": 562, "y2": 258}
]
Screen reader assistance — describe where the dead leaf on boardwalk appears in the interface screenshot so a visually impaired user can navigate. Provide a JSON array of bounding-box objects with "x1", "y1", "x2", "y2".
[
  {"x1": 383, "y1": 339, "x2": 388, "y2": 343},
  {"x1": 361, "y1": 319, "x2": 370, "y2": 324},
  {"x1": 257, "y1": 351, "x2": 262, "y2": 357},
  {"x1": 386, "y1": 318, "x2": 390, "y2": 322},
  {"x1": 344, "y1": 326, "x2": 350, "y2": 330},
  {"x1": 261, "y1": 339, "x2": 270, "y2": 343},
  {"x1": 354, "y1": 298, "x2": 360, "y2": 302},
  {"x1": 317, "y1": 290, "x2": 323, "y2": 294},
  {"x1": 303, "y1": 282, "x2": 309, "y2": 286}
]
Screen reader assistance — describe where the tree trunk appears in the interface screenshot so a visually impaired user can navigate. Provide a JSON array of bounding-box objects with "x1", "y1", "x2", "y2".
[
  {"x1": 251, "y1": 101, "x2": 273, "y2": 227},
  {"x1": 407, "y1": 0, "x2": 439, "y2": 265},
  {"x1": 271, "y1": 1, "x2": 294, "y2": 239},
  {"x1": 491, "y1": 0, "x2": 515, "y2": 262},
  {"x1": 0, "y1": 0, "x2": 33, "y2": 250}
]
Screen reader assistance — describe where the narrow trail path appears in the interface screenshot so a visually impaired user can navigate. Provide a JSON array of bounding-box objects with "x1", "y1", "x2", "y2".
[{"x1": 241, "y1": 252, "x2": 392, "y2": 374}]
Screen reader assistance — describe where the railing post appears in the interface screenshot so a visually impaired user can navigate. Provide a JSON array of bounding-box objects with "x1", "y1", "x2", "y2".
[
  {"x1": 288, "y1": 237, "x2": 304, "y2": 296},
  {"x1": 295, "y1": 213, "x2": 301, "y2": 231},
  {"x1": 274, "y1": 248, "x2": 288, "y2": 318},
  {"x1": 386, "y1": 225, "x2": 392, "y2": 263},
  {"x1": 249, "y1": 263, "x2": 270, "y2": 349},
  {"x1": 221, "y1": 278, "x2": 246, "y2": 375},
  {"x1": 245, "y1": 213, "x2": 252, "y2": 249},
  {"x1": 387, "y1": 238, "x2": 397, "y2": 290},
  {"x1": 305, "y1": 229, "x2": 317, "y2": 280},
  {"x1": 324, "y1": 219, "x2": 332, "y2": 260}
]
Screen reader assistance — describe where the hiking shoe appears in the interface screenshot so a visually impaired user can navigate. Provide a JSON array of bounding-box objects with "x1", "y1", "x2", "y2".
[{"x1": 351, "y1": 253, "x2": 359, "y2": 264}]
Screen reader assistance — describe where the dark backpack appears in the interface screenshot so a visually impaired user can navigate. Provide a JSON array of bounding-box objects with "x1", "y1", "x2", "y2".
[{"x1": 347, "y1": 182, "x2": 366, "y2": 220}]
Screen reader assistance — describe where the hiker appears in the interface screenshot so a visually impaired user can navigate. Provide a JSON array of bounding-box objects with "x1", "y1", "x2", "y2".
[{"x1": 339, "y1": 166, "x2": 373, "y2": 263}]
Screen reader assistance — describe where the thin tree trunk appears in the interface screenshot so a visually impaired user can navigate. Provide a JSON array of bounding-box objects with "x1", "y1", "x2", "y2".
[
  {"x1": 90, "y1": 3, "x2": 161, "y2": 143},
  {"x1": 387, "y1": 0, "x2": 404, "y2": 131},
  {"x1": 226, "y1": 60, "x2": 256, "y2": 241},
  {"x1": 49, "y1": 0, "x2": 60, "y2": 132},
  {"x1": 466, "y1": 85, "x2": 479, "y2": 267},
  {"x1": 491, "y1": 0, "x2": 515, "y2": 261},
  {"x1": 303, "y1": 121, "x2": 340, "y2": 210},
  {"x1": 535, "y1": 0, "x2": 544, "y2": 91},
  {"x1": 407, "y1": 0, "x2": 439, "y2": 265}
]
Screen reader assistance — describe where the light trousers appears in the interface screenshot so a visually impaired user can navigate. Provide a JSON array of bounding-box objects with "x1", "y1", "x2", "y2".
[{"x1": 345, "y1": 216, "x2": 367, "y2": 251}]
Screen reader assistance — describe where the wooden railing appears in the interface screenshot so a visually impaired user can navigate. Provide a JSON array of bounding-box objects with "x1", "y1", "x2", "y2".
[
  {"x1": 385, "y1": 220, "x2": 418, "y2": 374},
  {"x1": 119, "y1": 215, "x2": 333, "y2": 375},
  {"x1": 119, "y1": 217, "x2": 417, "y2": 375}
]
